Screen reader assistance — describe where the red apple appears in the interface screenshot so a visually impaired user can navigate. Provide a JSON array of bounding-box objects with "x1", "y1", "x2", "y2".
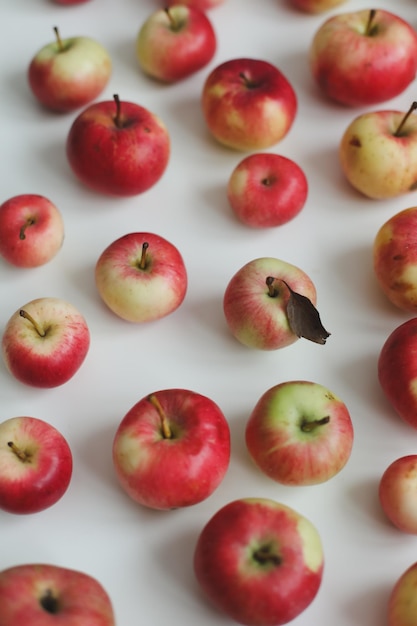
[
  {"x1": 289, "y1": 0, "x2": 347, "y2": 14},
  {"x1": 373, "y1": 206, "x2": 417, "y2": 311},
  {"x1": 201, "y1": 58, "x2": 297, "y2": 151},
  {"x1": 95, "y1": 232, "x2": 187, "y2": 323},
  {"x1": 66, "y1": 94, "x2": 170, "y2": 196},
  {"x1": 309, "y1": 9, "x2": 417, "y2": 107},
  {"x1": 379, "y1": 455, "x2": 417, "y2": 534},
  {"x1": 0, "y1": 194, "x2": 64, "y2": 268},
  {"x1": 227, "y1": 153, "x2": 308, "y2": 228},
  {"x1": 112, "y1": 388, "x2": 231, "y2": 510},
  {"x1": 223, "y1": 256, "x2": 329, "y2": 350},
  {"x1": 0, "y1": 563, "x2": 115, "y2": 626},
  {"x1": 53, "y1": 0, "x2": 90, "y2": 3},
  {"x1": 28, "y1": 27, "x2": 111, "y2": 113},
  {"x1": 194, "y1": 497, "x2": 324, "y2": 626},
  {"x1": 165, "y1": 0, "x2": 224, "y2": 9},
  {"x1": 378, "y1": 317, "x2": 417, "y2": 429},
  {"x1": 388, "y1": 562, "x2": 417, "y2": 626},
  {"x1": 245, "y1": 380, "x2": 354, "y2": 486},
  {"x1": 136, "y1": 5, "x2": 216, "y2": 83},
  {"x1": 2, "y1": 297, "x2": 90, "y2": 388},
  {"x1": 0, "y1": 416, "x2": 72, "y2": 515}
]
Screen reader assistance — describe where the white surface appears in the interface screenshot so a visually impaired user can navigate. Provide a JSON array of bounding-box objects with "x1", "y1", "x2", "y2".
[{"x1": 2, "y1": 1, "x2": 417, "y2": 624}]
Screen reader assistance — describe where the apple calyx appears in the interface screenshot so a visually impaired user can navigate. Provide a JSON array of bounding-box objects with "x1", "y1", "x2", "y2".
[
  {"x1": 40, "y1": 589, "x2": 60, "y2": 614},
  {"x1": 148, "y1": 394, "x2": 173, "y2": 439},
  {"x1": 19, "y1": 309, "x2": 46, "y2": 337},
  {"x1": 7, "y1": 441, "x2": 31, "y2": 462},
  {"x1": 394, "y1": 101, "x2": 417, "y2": 138},
  {"x1": 138, "y1": 242, "x2": 150, "y2": 270},
  {"x1": 265, "y1": 277, "x2": 330, "y2": 345},
  {"x1": 364, "y1": 10, "x2": 378, "y2": 37},
  {"x1": 253, "y1": 543, "x2": 282, "y2": 568},
  {"x1": 19, "y1": 217, "x2": 35, "y2": 240},
  {"x1": 300, "y1": 415, "x2": 330, "y2": 433}
]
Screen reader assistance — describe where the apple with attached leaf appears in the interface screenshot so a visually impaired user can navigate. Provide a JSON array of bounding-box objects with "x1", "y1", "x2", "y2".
[
  {"x1": 137, "y1": 5, "x2": 216, "y2": 83},
  {"x1": 193, "y1": 497, "x2": 324, "y2": 626},
  {"x1": 246, "y1": 380, "x2": 354, "y2": 486},
  {"x1": 0, "y1": 563, "x2": 115, "y2": 626},
  {"x1": 201, "y1": 58, "x2": 297, "y2": 151},
  {"x1": 112, "y1": 388, "x2": 231, "y2": 510},
  {"x1": 310, "y1": 9, "x2": 417, "y2": 107},
  {"x1": 2, "y1": 297, "x2": 90, "y2": 388},
  {"x1": 339, "y1": 102, "x2": 417, "y2": 199},
  {"x1": 28, "y1": 27, "x2": 111, "y2": 113},
  {"x1": 223, "y1": 257, "x2": 330, "y2": 350}
]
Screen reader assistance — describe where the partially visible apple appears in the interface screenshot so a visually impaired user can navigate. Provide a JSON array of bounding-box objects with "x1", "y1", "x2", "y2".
[
  {"x1": 201, "y1": 58, "x2": 297, "y2": 151},
  {"x1": 373, "y1": 206, "x2": 417, "y2": 312},
  {"x1": 227, "y1": 153, "x2": 308, "y2": 228},
  {"x1": 289, "y1": 0, "x2": 347, "y2": 13},
  {"x1": 245, "y1": 380, "x2": 354, "y2": 486},
  {"x1": 53, "y1": 0, "x2": 90, "y2": 4},
  {"x1": 165, "y1": 0, "x2": 224, "y2": 8},
  {"x1": 95, "y1": 232, "x2": 187, "y2": 323},
  {"x1": 0, "y1": 563, "x2": 115, "y2": 626},
  {"x1": 378, "y1": 317, "x2": 417, "y2": 429},
  {"x1": 0, "y1": 194, "x2": 64, "y2": 268},
  {"x1": 194, "y1": 497, "x2": 324, "y2": 626},
  {"x1": 339, "y1": 102, "x2": 417, "y2": 199},
  {"x1": 66, "y1": 94, "x2": 170, "y2": 196},
  {"x1": 309, "y1": 9, "x2": 417, "y2": 107},
  {"x1": 379, "y1": 455, "x2": 417, "y2": 534},
  {"x1": 137, "y1": 5, "x2": 216, "y2": 83},
  {"x1": 28, "y1": 27, "x2": 111, "y2": 113},
  {"x1": 2, "y1": 297, "x2": 90, "y2": 388},
  {"x1": 112, "y1": 388, "x2": 231, "y2": 510},
  {"x1": 223, "y1": 257, "x2": 329, "y2": 350},
  {"x1": 388, "y1": 562, "x2": 417, "y2": 626},
  {"x1": 0, "y1": 416, "x2": 72, "y2": 515}
]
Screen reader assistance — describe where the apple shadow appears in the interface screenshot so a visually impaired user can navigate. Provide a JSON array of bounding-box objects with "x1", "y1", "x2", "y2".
[
  {"x1": 341, "y1": 582, "x2": 390, "y2": 626},
  {"x1": 346, "y1": 476, "x2": 387, "y2": 529}
]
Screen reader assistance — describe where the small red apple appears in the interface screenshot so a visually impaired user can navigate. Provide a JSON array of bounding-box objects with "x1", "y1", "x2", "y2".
[
  {"x1": 388, "y1": 562, "x2": 417, "y2": 626},
  {"x1": 379, "y1": 455, "x2": 417, "y2": 534},
  {"x1": 165, "y1": 0, "x2": 224, "y2": 9},
  {"x1": 0, "y1": 416, "x2": 72, "y2": 515},
  {"x1": 66, "y1": 94, "x2": 170, "y2": 196},
  {"x1": 112, "y1": 388, "x2": 231, "y2": 510}
]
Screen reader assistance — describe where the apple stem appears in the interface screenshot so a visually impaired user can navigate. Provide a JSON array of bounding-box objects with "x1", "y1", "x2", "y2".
[
  {"x1": 19, "y1": 309, "x2": 46, "y2": 337},
  {"x1": 40, "y1": 589, "x2": 60, "y2": 614},
  {"x1": 19, "y1": 217, "x2": 35, "y2": 240},
  {"x1": 253, "y1": 544, "x2": 281, "y2": 566},
  {"x1": 139, "y1": 242, "x2": 149, "y2": 270},
  {"x1": 301, "y1": 416, "x2": 330, "y2": 433},
  {"x1": 365, "y1": 9, "x2": 377, "y2": 36},
  {"x1": 148, "y1": 394, "x2": 172, "y2": 439},
  {"x1": 53, "y1": 26, "x2": 64, "y2": 52},
  {"x1": 113, "y1": 94, "x2": 123, "y2": 129},
  {"x1": 394, "y1": 102, "x2": 417, "y2": 137},
  {"x1": 164, "y1": 7, "x2": 180, "y2": 30},
  {"x1": 266, "y1": 276, "x2": 279, "y2": 298},
  {"x1": 7, "y1": 441, "x2": 30, "y2": 463}
]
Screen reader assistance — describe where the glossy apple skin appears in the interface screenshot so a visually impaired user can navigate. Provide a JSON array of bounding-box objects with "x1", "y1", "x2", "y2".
[
  {"x1": 0, "y1": 563, "x2": 115, "y2": 626},
  {"x1": 112, "y1": 388, "x2": 231, "y2": 510},
  {"x1": 0, "y1": 194, "x2": 64, "y2": 268},
  {"x1": 388, "y1": 562, "x2": 417, "y2": 626},
  {"x1": 373, "y1": 207, "x2": 417, "y2": 312},
  {"x1": 202, "y1": 58, "x2": 297, "y2": 151},
  {"x1": 166, "y1": 0, "x2": 224, "y2": 8},
  {"x1": 95, "y1": 232, "x2": 187, "y2": 323},
  {"x1": 223, "y1": 257, "x2": 317, "y2": 350},
  {"x1": 194, "y1": 497, "x2": 324, "y2": 626},
  {"x1": 0, "y1": 416, "x2": 72, "y2": 514},
  {"x1": 28, "y1": 33, "x2": 111, "y2": 113},
  {"x1": 2, "y1": 297, "x2": 90, "y2": 388},
  {"x1": 379, "y1": 455, "x2": 417, "y2": 534},
  {"x1": 66, "y1": 98, "x2": 170, "y2": 196},
  {"x1": 378, "y1": 318, "x2": 417, "y2": 429},
  {"x1": 339, "y1": 109, "x2": 417, "y2": 200},
  {"x1": 227, "y1": 153, "x2": 308, "y2": 228},
  {"x1": 137, "y1": 5, "x2": 216, "y2": 82},
  {"x1": 290, "y1": 0, "x2": 347, "y2": 13},
  {"x1": 310, "y1": 9, "x2": 417, "y2": 107},
  {"x1": 245, "y1": 381, "x2": 354, "y2": 486}
]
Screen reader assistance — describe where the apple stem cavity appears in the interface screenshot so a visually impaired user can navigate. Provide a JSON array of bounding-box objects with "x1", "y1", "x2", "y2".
[
  {"x1": 40, "y1": 589, "x2": 60, "y2": 614},
  {"x1": 19, "y1": 309, "x2": 46, "y2": 337},
  {"x1": 148, "y1": 394, "x2": 172, "y2": 439},
  {"x1": 239, "y1": 72, "x2": 259, "y2": 90},
  {"x1": 7, "y1": 441, "x2": 30, "y2": 462},
  {"x1": 266, "y1": 276, "x2": 280, "y2": 298},
  {"x1": 394, "y1": 102, "x2": 417, "y2": 137},
  {"x1": 139, "y1": 242, "x2": 150, "y2": 270},
  {"x1": 253, "y1": 544, "x2": 282, "y2": 567},
  {"x1": 365, "y1": 9, "x2": 377, "y2": 36},
  {"x1": 164, "y1": 7, "x2": 184, "y2": 31},
  {"x1": 19, "y1": 217, "x2": 35, "y2": 240},
  {"x1": 301, "y1": 416, "x2": 330, "y2": 433}
]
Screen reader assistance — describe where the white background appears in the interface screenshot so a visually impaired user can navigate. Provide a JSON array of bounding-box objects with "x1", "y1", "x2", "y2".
[{"x1": 2, "y1": 0, "x2": 417, "y2": 624}]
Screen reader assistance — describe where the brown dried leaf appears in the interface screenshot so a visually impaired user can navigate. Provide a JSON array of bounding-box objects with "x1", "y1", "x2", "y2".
[{"x1": 283, "y1": 281, "x2": 330, "y2": 345}]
